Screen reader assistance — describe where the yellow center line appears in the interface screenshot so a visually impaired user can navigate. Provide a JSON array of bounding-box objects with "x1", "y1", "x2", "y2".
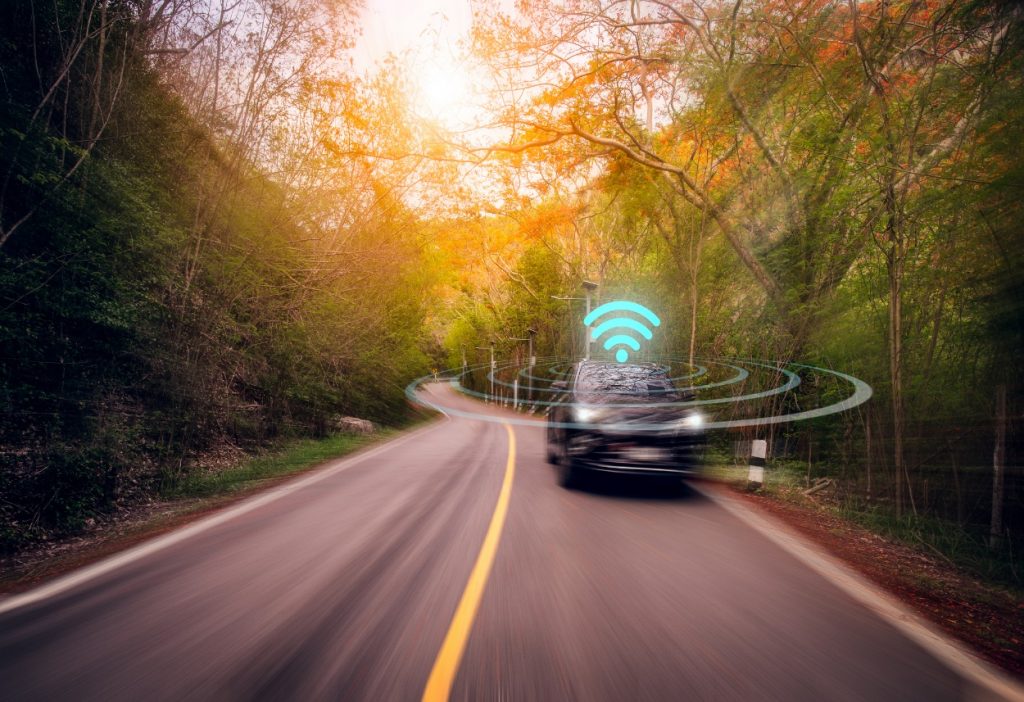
[{"x1": 422, "y1": 423, "x2": 516, "y2": 702}]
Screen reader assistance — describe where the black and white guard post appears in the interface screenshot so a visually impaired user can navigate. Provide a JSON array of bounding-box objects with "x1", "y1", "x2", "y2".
[{"x1": 747, "y1": 439, "x2": 767, "y2": 489}]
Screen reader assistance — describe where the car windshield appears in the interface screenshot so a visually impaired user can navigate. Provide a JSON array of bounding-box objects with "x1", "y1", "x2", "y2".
[{"x1": 574, "y1": 362, "x2": 681, "y2": 403}]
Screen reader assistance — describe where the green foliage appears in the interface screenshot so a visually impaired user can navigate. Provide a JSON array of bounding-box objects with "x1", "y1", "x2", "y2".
[
  {"x1": 163, "y1": 432, "x2": 383, "y2": 499},
  {"x1": 0, "y1": 0, "x2": 434, "y2": 550}
]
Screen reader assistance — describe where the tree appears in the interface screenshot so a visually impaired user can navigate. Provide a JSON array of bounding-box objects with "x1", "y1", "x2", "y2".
[{"x1": 469, "y1": 1, "x2": 1016, "y2": 354}]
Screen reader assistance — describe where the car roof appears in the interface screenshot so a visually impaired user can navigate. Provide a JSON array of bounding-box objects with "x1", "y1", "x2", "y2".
[{"x1": 574, "y1": 361, "x2": 674, "y2": 396}]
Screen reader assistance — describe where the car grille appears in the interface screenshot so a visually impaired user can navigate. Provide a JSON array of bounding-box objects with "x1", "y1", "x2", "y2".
[{"x1": 583, "y1": 435, "x2": 704, "y2": 470}]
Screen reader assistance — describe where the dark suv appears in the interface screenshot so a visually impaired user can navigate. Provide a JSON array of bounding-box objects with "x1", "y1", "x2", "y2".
[{"x1": 545, "y1": 361, "x2": 705, "y2": 487}]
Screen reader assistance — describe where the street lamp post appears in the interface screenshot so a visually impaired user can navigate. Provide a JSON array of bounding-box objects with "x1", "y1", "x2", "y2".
[
  {"x1": 553, "y1": 281, "x2": 599, "y2": 361},
  {"x1": 551, "y1": 295, "x2": 583, "y2": 359},
  {"x1": 582, "y1": 280, "x2": 599, "y2": 360}
]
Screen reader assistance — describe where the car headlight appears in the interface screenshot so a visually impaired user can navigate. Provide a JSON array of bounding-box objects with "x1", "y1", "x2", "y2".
[
  {"x1": 678, "y1": 412, "x2": 705, "y2": 430},
  {"x1": 573, "y1": 406, "x2": 606, "y2": 423}
]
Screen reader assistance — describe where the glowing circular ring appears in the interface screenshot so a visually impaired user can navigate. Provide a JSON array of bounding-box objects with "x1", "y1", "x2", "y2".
[
  {"x1": 406, "y1": 358, "x2": 871, "y2": 431},
  {"x1": 473, "y1": 360, "x2": 769, "y2": 407},
  {"x1": 492, "y1": 358, "x2": 734, "y2": 395}
]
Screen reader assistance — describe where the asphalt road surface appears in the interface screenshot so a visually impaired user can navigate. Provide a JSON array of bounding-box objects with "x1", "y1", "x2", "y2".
[{"x1": 0, "y1": 384, "x2": 1011, "y2": 701}]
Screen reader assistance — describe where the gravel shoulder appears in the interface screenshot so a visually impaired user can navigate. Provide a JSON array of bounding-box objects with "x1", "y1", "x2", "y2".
[{"x1": 712, "y1": 482, "x2": 1024, "y2": 678}]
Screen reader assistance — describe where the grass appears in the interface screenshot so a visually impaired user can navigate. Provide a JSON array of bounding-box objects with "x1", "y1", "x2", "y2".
[
  {"x1": 702, "y1": 450, "x2": 809, "y2": 489},
  {"x1": 702, "y1": 450, "x2": 1023, "y2": 594},
  {"x1": 1, "y1": 422, "x2": 438, "y2": 593},
  {"x1": 837, "y1": 504, "x2": 1022, "y2": 594},
  {"x1": 164, "y1": 431, "x2": 394, "y2": 499}
]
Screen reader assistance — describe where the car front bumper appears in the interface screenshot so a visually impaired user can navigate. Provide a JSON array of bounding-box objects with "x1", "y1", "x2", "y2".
[{"x1": 565, "y1": 430, "x2": 705, "y2": 477}]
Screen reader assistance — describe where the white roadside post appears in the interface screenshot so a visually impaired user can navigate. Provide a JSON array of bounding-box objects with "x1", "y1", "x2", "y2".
[
  {"x1": 513, "y1": 378, "x2": 519, "y2": 409},
  {"x1": 748, "y1": 439, "x2": 767, "y2": 489}
]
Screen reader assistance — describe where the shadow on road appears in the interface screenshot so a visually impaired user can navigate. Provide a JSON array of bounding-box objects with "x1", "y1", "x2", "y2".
[{"x1": 561, "y1": 473, "x2": 709, "y2": 502}]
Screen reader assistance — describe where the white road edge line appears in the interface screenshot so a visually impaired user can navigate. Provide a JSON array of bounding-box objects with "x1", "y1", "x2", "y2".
[
  {"x1": 0, "y1": 416, "x2": 449, "y2": 616},
  {"x1": 695, "y1": 485, "x2": 1024, "y2": 702}
]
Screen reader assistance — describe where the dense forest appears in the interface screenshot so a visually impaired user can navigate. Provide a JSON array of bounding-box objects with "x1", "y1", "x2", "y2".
[
  {"x1": 1, "y1": 0, "x2": 1022, "y2": 583},
  {"x1": 0, "y1": 0, "x2": 435, "y2": 547}
]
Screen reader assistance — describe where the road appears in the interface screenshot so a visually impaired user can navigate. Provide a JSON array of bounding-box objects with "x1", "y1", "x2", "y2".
[{"x1": 0, "y1": 384, "x2": 1011, "y2": 701}]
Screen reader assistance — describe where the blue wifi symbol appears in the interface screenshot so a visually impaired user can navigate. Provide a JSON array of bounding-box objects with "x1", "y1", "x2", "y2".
[{"x1": 584, "y1": 300, "x2": 661, "y2": 363}]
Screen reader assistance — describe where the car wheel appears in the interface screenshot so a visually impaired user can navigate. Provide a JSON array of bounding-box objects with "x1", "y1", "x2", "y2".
[
  {"x1": 652, "y1": 476, "x2": 684, "y2": 495},
  {"x1": 557, "y1": 454, "x2": 579, "y2": 488}
]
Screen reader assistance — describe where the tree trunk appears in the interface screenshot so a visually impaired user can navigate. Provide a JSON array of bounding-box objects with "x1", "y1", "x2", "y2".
[
  {"x1": 865, "y1": 407, "x2": 872, "y2": 503},
  {"x1": 990, "y1": 384, "x2": 1006, "y2": 548},
  {"x1": 888, "y1": 249, "x2": 906, "y2": 517},
  {"x1": 688, "y1": 272, "x2": 698, "y2": 369},
  {"x1": 806, "y1": 434, "x2": 812, "y2": 488},
  {"x1": 947, "y1": 438, "x2": 964, "y2": 527}
]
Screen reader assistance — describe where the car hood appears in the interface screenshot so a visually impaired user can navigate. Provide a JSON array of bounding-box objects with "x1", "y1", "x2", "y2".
[{"x1": 577, "y1": 404, "x2": 699, "y2": 432}]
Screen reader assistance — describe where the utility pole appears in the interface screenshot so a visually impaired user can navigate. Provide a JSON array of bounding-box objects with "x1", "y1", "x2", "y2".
[{"x1": 509, "y1": 331, "x2": 537, "y2": 410}]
